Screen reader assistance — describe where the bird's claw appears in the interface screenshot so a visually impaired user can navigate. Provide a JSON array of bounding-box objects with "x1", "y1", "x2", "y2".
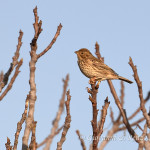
[
  {"x1": 89, "y1": 77, "x2": 97, "y2": 84},
  {"x1": 97, "y1": 81, "x2": 101, "y2": 86}
]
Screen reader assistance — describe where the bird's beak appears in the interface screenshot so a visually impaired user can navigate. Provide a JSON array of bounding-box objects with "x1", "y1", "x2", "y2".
[{"x1": 74, "y1": 51, "x2": 78, "y2": 54}]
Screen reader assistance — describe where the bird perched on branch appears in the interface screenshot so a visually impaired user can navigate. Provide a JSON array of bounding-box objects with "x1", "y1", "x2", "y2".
[{"x1": 75, "y1": 48, "x2": 133, "y2": 84}]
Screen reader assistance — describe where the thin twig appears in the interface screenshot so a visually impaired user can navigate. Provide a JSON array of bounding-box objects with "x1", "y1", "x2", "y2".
[
  {"x1": 13, "y1": 95, "x2": 29, "y2": 150},
  {"x1": 95, "y1": 42, "x2": 104, "y2": 62},
  {"x1": 94, "y1": 42, "x2": 140, "y2": 144},
  {"x1": 5, "y1": 137, "x2": 13, "y2": 150},
  {"x1": 138, "y1": 123, "x2": 147, "y2": 150},
  {"x1": 98, "y1": 115, "x2": 145, "y2": 150},
  {"x1": 29, "y1": 121, "x2": 37, "y2": 150},
  {"x1": 0, "y1": 63, "x2": 13, "y2": 93},
  {"x1": 37, "y1": 125, "x2": 63, "y2": 148},
  {"x1": 115, "y1": 81, "x2": 125, "y2": 122},
  {"x1": 22, "y1": 6, "x2": 62, "y2": 149},
  {"x1": 98, "y1": 97, "x2": 110, "y2": 138},
  {"x1": 98, "y1": 123, "x2": 119, "y2": 150},
  {"x1": 109, "y1": 107, "x2": 114, "y2": 123},
  {"x1": 22, "y1": 6, "x2": 42, "y2": 149},
  {"x1": 107, "y1": 80, "x2": 140, "y2": 142},
  {"x1": 76, "y1": 130, "x2": 86, "y2": 150},
  {"x1": 37, "y1": 23, "x2": 62, "y2": 59},
  {"x1": 118, "y1": 117, "x2": 145, "y2": 131},
  {"x1": 137, "y1": 124, "x2": 144, "y2": 132},
  {"x1": 22, "y1": 7, "x2": 41, "y2": 148},
  {"x1": 57, "y1": 90, "x2": 71, "y2": 150},
  {"x1": 141, "y1": 123, "x2": 147, "y2": 139},
  {"x1": 38, "y1": 74, "x2": 69, "y2": 150},
  {"x1": 128, "y1": 91, "x2": 150, "y2": 120},
  {"x1": 129, "y1": 57, "x2": 150, "y2": 128},
  {"x1": 0, "y1": 30, "x2": 23, "y2": 93},
  {"x1": 12, "y1": 30, "x2": 23, "y2": 68},
  {"x1": 88, "y1": 79, "x2": 99, "y2": 150},
  {"x1": 0, "y1": 59, "x2": 23, "y2": 101},
  {"x1": 0, "y1": 71, "x2": 4, "y2": 83},
  {"x1": 120, "y1": 81, "x2": 125, "y2": 106}
]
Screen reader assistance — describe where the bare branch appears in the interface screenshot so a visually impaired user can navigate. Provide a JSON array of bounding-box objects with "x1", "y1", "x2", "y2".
[
  {"x1": 39, "y1": 74, "x2": 69, "y2": 150},
  {"x1": 98, "y1": 97, "x2": 110, "y2": 138},
  {"x1": 0, "y1": 30, "x2": 23, "y2": 93},
  {"x1": 94, "y1": 42, "x2": 140, "y2": 144},
  {"x1": 57, "y1": 90, "x2": 71, "y2": 150},
  {"x1": 109, "y1": 107, "x2": 114, "y2": 123},
  {"x1": 37, "y1": 125, "x2": 63, "y2": 148},
  {"x1": 120, "y1": 81, "x2": 125, "y2": 106},
  {"x1": 129, "y1": 57, "x2": 150, "y2": 128},
  {"x1": 12, "y1": 30, "x2": 23, "y2": 69},
  {"x1": 141, "y1": 123, "x2": 147, "y2": 141},
  {"x1": 0, "y1": 71, "x2": 4, "y2": 83},
  {"x1": 0, "y1": 64, "x2": 13, "y2": 92},
  {"x1": 22, "y1": 6, "x2": 62, "y2": 148},
  {"x1": 37, "y1": 23, "x2": 62, "y2": 59},
  {"x1": 128, "y1": 91, "x2": 150, "y2": 120},
  {"x1": 95, "y1": 42, "x2": 104, "y2": 62},
  {"x1": 99, "y1": 116, "x2": 145, "y2": 150},
  {"x1": 118, "y1": 117, "x2": 145, "y2": 131},
  {"x1": 107, "y1": 80, "x2": 140, "y2": 142},
  {"x1": 29, "y1": 121, "x2": 37, "y2": 150},
  {"x1": 32, "y1": 6, "x2": 43, "y2": 43},
  {"x1": 136, "y1": 124, "x2": 144, "y2": 132},
  {"x1": 0, "y1": 59, "x2": 23, "y2": 101},
  {"x1": 115, "y1": 81, "x2": 125, "y2": 122},
  {"x1": 98, "y1": 124, "x2": 119, "y2": 150},
  {"x1": 13, "y1": 95, "x2": 29, "y2": 150},
  {"x1": 5, "y1": 137, "x2": 13, "y2": 150},
  {"x1": 138, "y1": 123, "x2": 147, "y2": 150},
  {"x1": 22, "y1": 7, "x2": 43, "y2": 148},
  {"x1": 88, "y1": 79, "x2": 99, "y2": 150},
  {"x1": 76, "y1": 130, "x2": 86, "y2": 150}
]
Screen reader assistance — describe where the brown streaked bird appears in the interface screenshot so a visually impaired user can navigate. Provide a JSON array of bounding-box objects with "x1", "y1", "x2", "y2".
[{"x1": 75, "y1": 48, "x2": 133, "y2": 84}]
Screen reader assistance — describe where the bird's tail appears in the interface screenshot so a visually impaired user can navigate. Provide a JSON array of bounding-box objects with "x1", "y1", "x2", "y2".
[{"x1": 118, "y1": 76, "x2": 133, "y2": 84}]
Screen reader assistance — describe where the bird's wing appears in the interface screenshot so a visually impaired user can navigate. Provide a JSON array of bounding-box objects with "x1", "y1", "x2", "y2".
[{"x1": 91, "y1": 59, "x2": 118, "y2": 76}]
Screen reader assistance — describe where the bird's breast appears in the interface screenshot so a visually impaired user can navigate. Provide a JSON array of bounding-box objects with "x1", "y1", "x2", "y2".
[{"x1": 77, "y1": 60, "x2": 97, "y2": 78}]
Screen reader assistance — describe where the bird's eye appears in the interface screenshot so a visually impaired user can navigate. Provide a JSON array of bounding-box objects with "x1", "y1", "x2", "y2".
[{"x1": 81, "y1": 52, "x2": 83, "y2": 54}]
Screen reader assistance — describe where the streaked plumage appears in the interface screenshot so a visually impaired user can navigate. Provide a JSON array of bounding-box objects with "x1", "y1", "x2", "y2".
[{"x1": 75, "y1": 48, "x2": 133, "y2": 84}]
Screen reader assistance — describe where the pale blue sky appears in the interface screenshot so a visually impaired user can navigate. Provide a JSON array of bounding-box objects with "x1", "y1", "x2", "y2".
[{"x1": 0, "y1": 0, "x2": 150, "y2": 150}]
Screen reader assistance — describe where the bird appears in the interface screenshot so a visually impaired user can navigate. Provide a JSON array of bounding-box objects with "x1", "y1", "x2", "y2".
[{"x1": 75, "y1": 48, "x2": 133, "y2": 84}]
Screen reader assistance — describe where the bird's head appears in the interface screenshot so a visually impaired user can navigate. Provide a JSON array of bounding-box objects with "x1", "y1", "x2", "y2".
[{"x1": 75, "y1": 48, "x2": 92, "y2": 60}]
